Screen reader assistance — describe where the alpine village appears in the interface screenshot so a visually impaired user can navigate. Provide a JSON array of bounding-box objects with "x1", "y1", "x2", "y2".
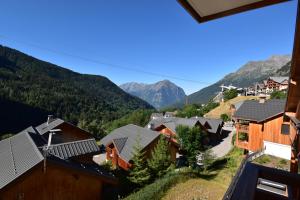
[{"x1": 0, "y1": 1, "x2": 300, "y2": 200}]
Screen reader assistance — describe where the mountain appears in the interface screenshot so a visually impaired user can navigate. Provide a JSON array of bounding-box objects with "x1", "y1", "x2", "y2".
[
  {"x1": 0, "y1": 45, "x2": 153, "y2": 136},
  {"x1": 188, "y1": 55, "x2": 291, "y2": 104},
  {"x1": 120, "y1": 80, "x2": 186, "y2": 109}
]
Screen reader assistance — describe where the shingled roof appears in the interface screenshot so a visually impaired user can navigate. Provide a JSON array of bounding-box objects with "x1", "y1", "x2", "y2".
[
  {"x1": 46, "y1": 138, "x2": 100, "y2": 159},
  {"x1": 233, "y1": 99, "x2": 286, "y2": 122},
  {"x1": 269, "y1": 76, "x2": 289, "y2": 84},
  {"x1": 0, "y1": 131, "x2": 44, "y2": 189},
  {"x1": 100, "y1": 124, "x2": 160, "y2": 162},
  {"x1": 0, "y1": 120, "x2": 114, "y2": 189},
  {"x1": 148, "y1": 117, "x2": 223, "y2": 135},
  {"x1": 35, "y1": 118, "x2": 65, "y2": 135}
]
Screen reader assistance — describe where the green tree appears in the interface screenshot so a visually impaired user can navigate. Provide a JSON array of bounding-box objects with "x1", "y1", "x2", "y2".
[
  {"x1": 148, "y1": 136, "x2": 172, "y2": 178},
  {"x1": 176, "y1": 125, "x2": 206, "y2": 166},
  {"x1": 223, "y1": 89, "x2": 238, "y2": 101},
  {"x1": 220, "y1": 113, "x2": 230, "y2": 122},
  {"x1": 129, "y1": 137, "x2": 151, "y2": 186},
  {"x1": 202, "y1": 149, "x2": 216, "y2": 172},
  {"x1": 270, "y1": 90, "x2": 287, "y2": 99}
]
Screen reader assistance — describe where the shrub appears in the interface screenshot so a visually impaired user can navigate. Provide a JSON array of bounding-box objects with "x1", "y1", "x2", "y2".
[
  {"x1": 223, "y1": 89, "x2": 238, "y2": 101},
  {"x1": 238, "y1": 132, "x2": 248, "y2": 141},
  {"x1": 123, "y1": 172, "x2": 191, "y2": 200},
  {"x1": 220, "y1": 113, "x2": 230, "y2": 122}
]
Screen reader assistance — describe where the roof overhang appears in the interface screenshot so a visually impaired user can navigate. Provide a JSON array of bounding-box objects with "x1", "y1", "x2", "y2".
[{"x1": 178, "y1": 0, "x2": 291, "y2": 23}]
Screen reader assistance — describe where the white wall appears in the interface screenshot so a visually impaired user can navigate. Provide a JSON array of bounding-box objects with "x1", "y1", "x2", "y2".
[{"x1": 263, "y1": 141, "x2": 291, "y2": 160}]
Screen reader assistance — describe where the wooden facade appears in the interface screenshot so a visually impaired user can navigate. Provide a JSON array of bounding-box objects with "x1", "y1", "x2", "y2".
[
  {"x1": 106, "y1": 136, "x2": 177, "y2": 170},
  {"x1": 52, "y1": 122, "x2": 93, "y2": 144},
  {"x1": 236, "y1": 115, "x2": 295, "y2": 152},
  {"x1": 0, "y1": 160, "x2": 116, "y2": 200}
]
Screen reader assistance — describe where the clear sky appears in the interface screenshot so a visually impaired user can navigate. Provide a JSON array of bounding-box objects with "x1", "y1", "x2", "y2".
[{"x1": 0, "y1": 0, "x2": 297, "y2": 94}]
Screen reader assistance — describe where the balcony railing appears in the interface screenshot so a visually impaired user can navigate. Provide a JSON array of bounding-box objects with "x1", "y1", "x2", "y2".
[
  {"x1": 236, "y1": 140, "x2": 249, "y2": 149},
  {"x1": 236, "y1": 124, "x2": 249, "y2": 132}
]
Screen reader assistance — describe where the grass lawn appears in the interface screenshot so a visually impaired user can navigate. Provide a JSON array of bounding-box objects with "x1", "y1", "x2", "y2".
[
  {"x1": 253, "y1": 154, "x2": 290, "y2": 171},
  {"x1": 161, "y1": 148, "x2": 244, "y2": 200},
  {"x1": 205, "y1": 96, "x2": 260, "y2": 119}
]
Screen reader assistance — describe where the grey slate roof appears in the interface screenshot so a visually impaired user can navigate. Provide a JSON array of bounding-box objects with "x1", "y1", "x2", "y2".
[
  {"x1": 269, "y1": 76, "x2": 289, "y2": 84},
  {"x1": 234, "y1": 101, "x2": 245, "y2": 111},
  {"x1": 0, "y1": 131, "x2": 44, "y2": 189},
  {"x1": 100, "y1": 124, "x2": 160, "y2": 162},
  {"x1": 0, "y1": 119, "x2": 114, "y2": 189},
  {"x1": 148, "y1": 117, "x2": 223, "y2": 135},
  {"x1": 47, "y1": 138, "x2": 100, "y2": 159},
  {"x1": 35, "y1": 118, "x2": 64, "y2": 135},
  {"x1": 147, "y1": 117, "x2": 199, "y2": 134},
  {"x1": 233, "y1": 99, "x2": 286, "y2": 122}
]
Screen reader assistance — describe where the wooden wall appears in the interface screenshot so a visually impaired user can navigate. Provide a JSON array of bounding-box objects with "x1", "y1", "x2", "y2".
[
  {"x1": 237, "y1": 115, "x2": 293, "y2": 152},
  {"x1": 248, "y1": 123, "x2": 263, "y2": 152},
  {"x1": 0, "y1": 161, "x2": 107, "y2": 200},
  {"x1": 52, "y1": 123, "x2": 93, "y2": 143},
  {"x1": 262, "y1": 116, "x2": 291, "y2": 145}
]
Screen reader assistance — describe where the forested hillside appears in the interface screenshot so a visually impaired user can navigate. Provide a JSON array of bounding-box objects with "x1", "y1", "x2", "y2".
[{"x1": 0, "y1": 45, "x2": 153, "y2": 137}]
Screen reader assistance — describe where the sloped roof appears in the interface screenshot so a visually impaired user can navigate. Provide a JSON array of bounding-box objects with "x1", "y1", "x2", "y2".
[
  {"x1": 0, "y1": 119, "x2": 115, "y2": 189},
  {"x1": 0, "y1": 131, "x2": 44, "y2": 189},
  {"x1": 149, "y1": 117, "x2": 223, "y2": 135},
  {"x1": 147, "y1": 117, "x2": 199, "y2": 133},
  {"x1": 233, "y1": 99, "x2": 285, "y2": 122},
  {"x1": 35, "y1": 118, "x2": 64, "y2": 135},
  {"x1": 269, "y1": 76, "x2": 289, "y2": 84},
  {"x1": 206, "y1": 118, "x2": 223, "y2": 134},
  {"x1": 47, "y1": 138, "x2": 100, "y2": 159},
  {"x1": 100, "y1": 124, "x2": 160, "y2": 162}
]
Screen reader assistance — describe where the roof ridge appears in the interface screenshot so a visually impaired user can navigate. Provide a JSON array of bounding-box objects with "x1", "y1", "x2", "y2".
[{"x1": 47, "y1": 138, "x2": 96, "y2": 147}]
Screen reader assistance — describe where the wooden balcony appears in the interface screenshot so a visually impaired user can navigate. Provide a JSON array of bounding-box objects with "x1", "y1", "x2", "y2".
[
  {"x1": 236, "y1": 124, "x2": 249, "y2": 132},
  {"x1": 236, "y1": 140, "x2": 249, "y2": 150}
]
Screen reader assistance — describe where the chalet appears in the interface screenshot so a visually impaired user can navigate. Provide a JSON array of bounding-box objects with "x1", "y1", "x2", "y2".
[
  {"x1": 100, "y1": 124, "x2": 177, "y2": 170},
  {"x1": 178, "y1": 0, "x2": 300, "y2": 199},
  {"x1": 147, "y1": 117, "x2": 223, "y2": 145},
  {"x1": 0, "y1": 120, "x2": 117, "y2": 200},
  {"x1": 265, "y1": 77, "x2": 289, "y2": 93},
  {"x1": 234, "y1": 99, "x2": 295, "y2": 159},
  {"x1": 34, "y1": 115, "x2": 94, "y2": 144}
]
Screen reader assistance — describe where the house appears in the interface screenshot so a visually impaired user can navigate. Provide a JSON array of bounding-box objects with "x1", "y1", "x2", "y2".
[
  {"x1": 0, "y1": 120, "x2": 117, "y2": 200},
  {"x1": 147, "y1": 117, "x2": 224, "y2": 145},
  {"x1": 150, "y1": 113, "x2": 164, "y2": 120},
  {"x1": 234, "y1": 99, "x2": 296, "y2": 159},
  {"x1": 100, "y1": 124, "x2": 177, "y2": 170},
  {"x1": 265, "y1": 77, "x2": 289, "y2": 93},
  {"x1": 34, "y1": 115, "x2": 93, "y2": 144},
  {"x1": 178, "y1": 0, "x2": 300, "y2": 199}
]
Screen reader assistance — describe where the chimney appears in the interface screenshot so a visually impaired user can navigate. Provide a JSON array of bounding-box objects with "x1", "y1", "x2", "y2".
[
  {"x1": 147, "y1": 123, "x2": 154, "y2": 130},
  {"x1": 47, "y1": 115, "x2": 54, "y2": 125}
]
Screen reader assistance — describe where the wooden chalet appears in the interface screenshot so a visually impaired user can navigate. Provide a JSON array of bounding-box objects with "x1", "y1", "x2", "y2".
[
  {"x1": 147, "y1": 116, "x2": 224, "y2": 145},
  {"x1": 100, "y1": 124, "x2": 177, "y2": 170},
  {"x1": 234, "y1": 99, "x2": 294, "y2": 159},
  {"x1": 0, "y1": 118, "x2": 117, "y2": 200},
  {"x1": 178, "y1": 0, "x2": 300, "y2": 199},
  {"x1": 265, "y1": 77, "x2": 289, "y2": 93}
]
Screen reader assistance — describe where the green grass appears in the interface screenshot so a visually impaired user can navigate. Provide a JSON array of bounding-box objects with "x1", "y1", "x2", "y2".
[
  {"x1": 123, "y1": 170, "x2": 196, "y2": 200},
  {"x1": 124, "y1": 147, "x2": 244, "y2": 200},
  {"x1": 253, "y1": 155, "x2": 290, "y2": 171}
]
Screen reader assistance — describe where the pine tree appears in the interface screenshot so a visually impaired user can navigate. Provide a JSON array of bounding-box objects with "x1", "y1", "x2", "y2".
[
  {"x1": 148, "y1": 136, "x2": 172, "y2": 178},
  {"x1": 128, "y1": 136, "x2": 151, "y2": 186}
]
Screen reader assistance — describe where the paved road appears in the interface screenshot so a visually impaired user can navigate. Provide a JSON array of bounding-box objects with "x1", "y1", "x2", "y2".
[{"x1": 211, "y1": 126, "x2": 235, "y2": 158}]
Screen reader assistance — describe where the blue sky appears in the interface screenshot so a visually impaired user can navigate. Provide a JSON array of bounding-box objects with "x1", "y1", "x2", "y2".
[{"x1": 0, "y1": 0, "x2": 297, "y2": 94}]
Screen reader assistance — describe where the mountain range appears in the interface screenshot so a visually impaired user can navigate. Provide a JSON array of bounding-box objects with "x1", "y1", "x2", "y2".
[
  {"x1": 120, "y1": 80, "x2": 186, "y2": 109},
  {"x1": 188, "y1": 55, "x2": 291, "y2": 104},
  {"x1": 0, "y1": 45, "x2": 153, "y2": 135}
]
